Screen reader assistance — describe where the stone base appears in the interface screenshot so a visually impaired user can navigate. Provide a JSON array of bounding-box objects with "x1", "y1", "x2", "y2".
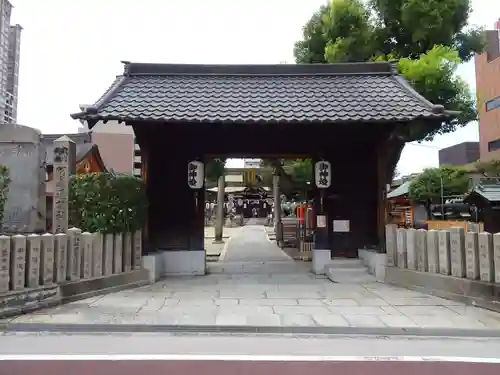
[
  {"x1": 162, "y1": 250, "x2": 206, "y2": 276},
  {"x1": 143, "y1": 250, "x2": 207, "y2": 279},
  {"x1": 0, "y1": 284, "x2": 61, "y2": 319},
  {"x1": 312, "y1": 249, "x2": 331, "y2": 275},
  {"x1": 385, "y1": 266, "x2": 500, "y2": 313},
  {"x1": 358, "y1": 249, "x2": 387, "y2": 282},
  {"x1": 60, "y1": 269, "x2": 150, "y2": 303}
]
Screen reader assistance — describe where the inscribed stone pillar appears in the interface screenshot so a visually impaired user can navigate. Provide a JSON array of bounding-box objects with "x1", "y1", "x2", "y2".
[
  {"x1": 123, "y1": 232, "x2": 132, "y2": 272},
  {"x1": 92, "y1": 232, "x2": 103, "y2": 277},
  {"x1": 113, "y1": 233, "x2": 123, "y2": 274},
  {"x1": 0, "y1": 235, "x2": 11, "y2": 292},
  {"x1": 80, "y1": 232, "x2": 93, "y2": 279},
  {"x1": 52, "y1": 135, "x2": 76, "y2": 234},
  {"x1": 103, "y1": 233, "x2": 114, "y2": 275},
  {"x1": 416, "y1": 229, "x2": 428, "y2": 272},
  {"x1": 385, "y1": 224, "x2": 397, "y2": 266},
  {"x1": 396, "y1": 228, "x2": 407, "y2": 268},
  {"x1": 438, "y1": 230, "x2": 451, "y2": 275},
  {"x1": 66, "y1": 227, "x2": 81, "y2": 281},
  {"x1": 132, "y1": 230, "x2": 142, "y2": 270},
  {"x1": 406, "y1": 228, "x2": 418, "y2": 270},
  {"x1": 478, "y1": 232, "x2": 494, "y2": 283},
  {"x1": 10, "y1": 235, "x2": 26, "y2": 290},
  {"x1": 40, "y1": 233, "x2": 55, "y2": 285},
  {"x1": 54, "y1": 233, "x2": 67, "y2": 282},
  {"x1": 214, "y1": 175, "x2": 225, "y2": 243},
  {"x1": 426, "y1": 229, "x2": 440, "y2": 273},
  {"x1": 494, "y1": 233, "x2": 500, "y2": 283},
  {"x1": 450, "y1": 227, "x2": 466, "y2": 278},
  {"x1": 465, "y1": 231, "x2": 479, "y2": 280},
  {"x1": 26, "y1": 234, "x2": 41, "y2": 288}
]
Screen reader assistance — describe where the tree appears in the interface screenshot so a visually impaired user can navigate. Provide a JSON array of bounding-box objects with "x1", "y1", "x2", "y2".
[
  {"x1": 294, "y1": 0, "x2": 485, "y2": 141},
  {"x1": 205, "y1": 158, "x2": 226, "y2": 185},
  {"x1": 408, "y1": 166, "x2": 470, "y2": 207},
  {"x1": 474, "y1": 160, "x2": 500, "y2": 177}
]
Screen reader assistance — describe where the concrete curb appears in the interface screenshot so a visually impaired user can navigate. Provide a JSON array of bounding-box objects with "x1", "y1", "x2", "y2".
[{"x1": 2, "y1": 323, "x2": 500, "y2": 338}]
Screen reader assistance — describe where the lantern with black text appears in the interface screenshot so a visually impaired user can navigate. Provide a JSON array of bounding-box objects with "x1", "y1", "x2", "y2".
[
  {"x1": 314, "y1": 161, "x2": 331, "y2": 188},
  {"x1": 188, "y1": 160, "x2": 204, "y2": 189}
]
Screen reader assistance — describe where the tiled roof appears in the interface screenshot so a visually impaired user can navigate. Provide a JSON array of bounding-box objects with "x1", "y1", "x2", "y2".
[
  {"x1": 71, "y1": 62, "x2": 450, "y2": 126},
  {"x1": 467, "y1": 179, "x2": 500, "y2": 203},
  {"x1": 387, "y1": 180, "x2": 412, "y2": 199}
]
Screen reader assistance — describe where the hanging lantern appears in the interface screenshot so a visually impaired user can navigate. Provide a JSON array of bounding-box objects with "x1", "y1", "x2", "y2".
[
  {"x1": 314, "y1": 161, "x2": 331, "y2": 189},
  {"x1": 188, "y1": 160, "x2": 204, "y2": 189}
]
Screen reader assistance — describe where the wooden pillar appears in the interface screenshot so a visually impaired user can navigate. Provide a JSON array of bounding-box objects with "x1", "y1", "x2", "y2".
[
  {"x1": 272, "y1": 174, "x2": 282, "y2": 243},
  {"x1": 214, "y1": 175, "x2": 225, "y2": 243}
]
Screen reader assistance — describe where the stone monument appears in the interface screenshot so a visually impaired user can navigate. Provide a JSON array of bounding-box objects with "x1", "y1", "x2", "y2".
[
  {"x1": 52, "y1": 136, "x2": 76, "y2": 234},
  {"x1": 0, "y1": 124, "x2": 46, "y2": 233}
]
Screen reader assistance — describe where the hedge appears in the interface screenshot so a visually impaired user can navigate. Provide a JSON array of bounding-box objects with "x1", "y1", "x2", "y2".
[{"x1": 69, "y1": 172, "x2": 147, "y2": 234}]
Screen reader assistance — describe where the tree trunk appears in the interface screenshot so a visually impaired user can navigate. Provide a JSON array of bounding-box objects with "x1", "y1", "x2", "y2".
[{"x1": 214, "y1": 175, "x2": 225, "y2": 243}]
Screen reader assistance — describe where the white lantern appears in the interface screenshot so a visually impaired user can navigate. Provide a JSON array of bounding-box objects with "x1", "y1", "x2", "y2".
[
  {"x1": 314, "y1": 160, "x2": 331, "y2": 189},
  {"x1": 188, "y1": 160, "x2": 204, "y2": 189}
]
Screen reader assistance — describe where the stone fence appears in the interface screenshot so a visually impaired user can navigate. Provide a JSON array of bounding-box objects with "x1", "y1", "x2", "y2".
[
  {"x1": 0, "y1": 228, "x2": 144, "y2": 315},
  {"x1": 385, "y1": 224, "x2": 500, "y2": 310}
]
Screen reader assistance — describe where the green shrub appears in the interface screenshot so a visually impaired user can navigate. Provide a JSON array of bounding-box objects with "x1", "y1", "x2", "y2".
[
  {"x1": 0, "y1": 164, "x2": 10, "y2": 226},
  {"x1": 69, "y1": 172, "x2": 147, "y2": 234}
]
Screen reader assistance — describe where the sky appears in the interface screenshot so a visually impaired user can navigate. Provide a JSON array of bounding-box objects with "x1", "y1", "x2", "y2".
[{"x1": 9, "y1": 0, "x2": 500, "y2": 174}]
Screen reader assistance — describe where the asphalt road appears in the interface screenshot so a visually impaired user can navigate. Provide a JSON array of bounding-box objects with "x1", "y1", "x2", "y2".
[{"x1": 2, "y1": 332, "x2": 500, "y2": 358}]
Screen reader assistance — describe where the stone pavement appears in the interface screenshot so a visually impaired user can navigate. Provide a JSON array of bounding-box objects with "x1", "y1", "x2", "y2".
[{"x1": 3, "y1": 225, "x2": 500, "y2": 330}]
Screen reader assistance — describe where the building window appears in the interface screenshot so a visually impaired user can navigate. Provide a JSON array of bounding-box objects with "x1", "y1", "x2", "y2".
[
  {"x1": 486, "y1": 96, "x2": 500, "y2": 112},
  {"x1": 488, "y1": 138, "x2": 500, "y2": 152}
]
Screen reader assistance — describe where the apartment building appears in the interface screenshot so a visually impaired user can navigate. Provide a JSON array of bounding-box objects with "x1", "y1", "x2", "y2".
[
  {"x1": 0, "y1": 0, "x2": 20, "y2": 124},
  {"x1": 78, "y1": 108, "x2": 141, "y2": 177},
  {"x1": 476, "y1": 18, "x2": 500, "y2": 160},
  {"x1": 438, "y1": 142, "x2": 480, "y2": 166}
]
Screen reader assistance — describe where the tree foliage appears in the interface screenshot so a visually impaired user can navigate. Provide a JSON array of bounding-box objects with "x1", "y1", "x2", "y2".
[
  {"x1": 294, "y1": 0, "x2": 485, "y2": 141},
  {"x1": 474, "y1": 160, "x2": 500, "y2": 177},
  {"x1": 205, "y1": 158, "x2": 226, "y2": 184},
  {"x1": 408, "y1": 166, "x2": 470, "y2": 204}
]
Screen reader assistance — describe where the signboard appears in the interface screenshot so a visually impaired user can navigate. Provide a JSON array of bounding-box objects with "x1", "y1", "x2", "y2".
[
  {"x1": 317, "y1": 215, "x2": 326, "y2": 228},
  {"x1": 333, "y1": 220, "x2": 350, "y2": 232}
]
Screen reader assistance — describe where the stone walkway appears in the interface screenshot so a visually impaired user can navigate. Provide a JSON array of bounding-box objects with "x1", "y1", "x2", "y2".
[{"x1": 3, "y1": 225, "x2": 500, "y2": 330}]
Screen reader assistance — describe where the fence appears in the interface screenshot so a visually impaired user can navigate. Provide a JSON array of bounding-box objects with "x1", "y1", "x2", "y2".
[
  {"x1": 385, "y1": 224, "x2": 500, "y2": 283},
  {"x1": 0, "y1": 228, "x2": 143, "y2": 294}
]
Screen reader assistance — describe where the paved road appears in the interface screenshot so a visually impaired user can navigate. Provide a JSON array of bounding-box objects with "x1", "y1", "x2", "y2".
[
  {"x1": 221, "y1": 225, "x2": 292, "y2": 262},
  {"x1": 2, "y1": 332, "x2": 500, "y2": 357}
]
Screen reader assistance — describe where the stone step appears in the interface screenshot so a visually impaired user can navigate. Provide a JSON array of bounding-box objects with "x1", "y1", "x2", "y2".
[
  {"x1": 327, "y1": 259, "x2": 364, "y2": 269},
  {"x1": 325, "y1": 265, "x2": 376, "y2": 284}
]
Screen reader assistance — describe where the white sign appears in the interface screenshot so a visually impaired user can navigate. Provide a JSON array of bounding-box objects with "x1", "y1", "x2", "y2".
[
  {"x1": 333, "y1": 220, "x2": 350, "y2": 232},
  {"x1": 317, "y1": 215, "x2": 326, "y2": 228},
  {"x1": 187, "y1": 161, "x2": 204, "y2": 189},
  {"x1": 314, "y1": 161, "x2": 331, "y2": 189}
]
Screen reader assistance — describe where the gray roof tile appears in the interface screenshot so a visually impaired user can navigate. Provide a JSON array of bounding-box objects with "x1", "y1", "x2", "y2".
[{"x1": 71, "y1": 62, "x2": 448, "y2": 125}]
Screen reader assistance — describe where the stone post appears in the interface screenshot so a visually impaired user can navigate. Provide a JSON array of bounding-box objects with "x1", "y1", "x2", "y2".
[
  {"x1": 396, "y1": 228, "x2": 407, "y2": 268},
  {"x1": 406, "y1": 228, "x2": 418, "y2": 270},
  {"x1": 438, "y1": 230, "x2": 451, "y2": 275},
  {"x1": 54, "y1": 233, "x2": 67, "y2": 283},
  {"x1": 113, "y1": 233, "x2": 123, "y2": 274},
  {"x1": 478, "y1": 232, "x2": 494, "y2": 283},
  {"x1": 123, "y1": 232, "x2": 133, "y2": 272},
  {"x1": 80, "y1": 232, "x2": 93, "y2": 279},
  {"x1": 40, "y1": 233, "x2": 55, "y2": 285},
  {"x1": 52, "y1": 136, "x2": 76, "y2": 234},
  {"x1": 132, "y1": 230, "x2": 142, "y2": 270},
  {"x1": 416, "y1": 229, "x2": 428, "y2": 272},
  {"x1": 450, "y1": 227, "x2": 466, "y2": 278},
  {"x1": 0, "y1": 235, "x2": 11, "y2": 293},
  {"x1": 103, "y1": 233, "x2": 114, "y2": 275},
  {"x1": 465, "y1": 231, "x2": 479, "y2": 280},
  {"x1": 426, "y1": 229, "x2": 440, "y2": 273},
  {"x1": 26, "y1": 234, "x2": 41, "y2": 288},
  {"x1": 66, "y1": 227, "x2": 81, "y2": 281},
  {"x1": 92, "y1": 233, "x2": 103, "y2": 277},
  {"x1": 214, "y1": 175, "x2": 225, "y2": 243},
  {"x1": 385, "y1": 224, "x2": 397, "y2": 266},
  {"x1": 273, "y1": 174, "x2": 282, "y2": 242},
  {"x1": 10, "y1": 235, "x2": 26, "y2": 290},
  {"x1": 494, "y1": 233, "x2": 500, "y2": 284}
]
